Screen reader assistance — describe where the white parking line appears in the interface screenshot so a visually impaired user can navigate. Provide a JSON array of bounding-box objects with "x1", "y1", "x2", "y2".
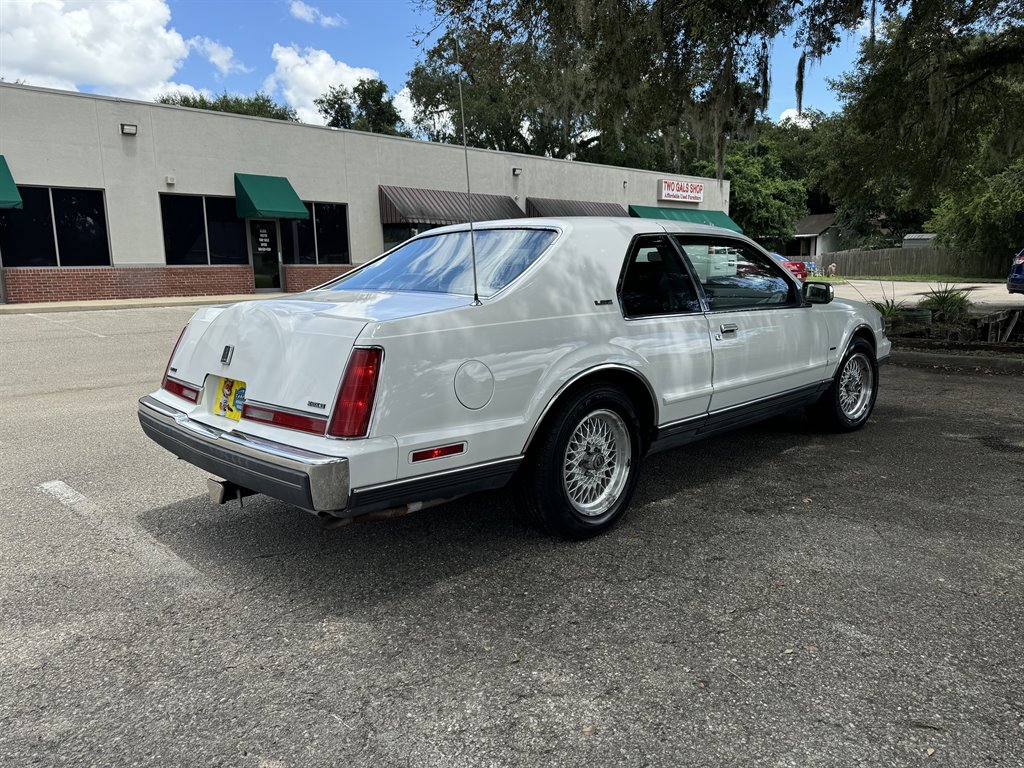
[
  {"x1": 37, "y1": 479, "x2": 205, "y2": 587},
  {"x1": 27, "y1": 313, "x2": 107, "y2": 338}
]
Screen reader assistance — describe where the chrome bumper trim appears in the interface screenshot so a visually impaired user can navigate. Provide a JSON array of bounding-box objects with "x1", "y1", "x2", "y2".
[{"x1": 138, "y1": 395, "x2": 349, "y2": 512}]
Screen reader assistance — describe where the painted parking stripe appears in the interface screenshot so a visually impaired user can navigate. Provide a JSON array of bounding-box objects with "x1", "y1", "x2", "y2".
[
  {"x1": 37, "y1": 479, "x2": 206, "y2": 587},
  {"x1": 27, "y1": 313, "x2": 107, "y2": 338}
]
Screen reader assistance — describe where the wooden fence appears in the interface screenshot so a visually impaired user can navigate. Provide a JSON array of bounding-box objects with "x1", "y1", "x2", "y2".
[{"x1": 819, "y1": 247, "x2": 1008, "y2": 279}]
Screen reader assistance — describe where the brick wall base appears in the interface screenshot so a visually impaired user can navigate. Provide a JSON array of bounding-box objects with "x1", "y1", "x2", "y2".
[
  {"x1": 1, "y1": 266, "x2": 256, "y2": 303},
  {"x1": 283, "y1": 264, "x2": 355, "y2": 292}
]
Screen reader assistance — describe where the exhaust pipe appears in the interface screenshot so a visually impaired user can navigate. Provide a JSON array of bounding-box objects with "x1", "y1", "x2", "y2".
[{"x1": 207, "y1": 478, "x2": 258, "y2": 507}]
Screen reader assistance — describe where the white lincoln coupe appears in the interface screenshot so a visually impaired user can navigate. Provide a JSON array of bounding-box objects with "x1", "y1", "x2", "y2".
[{"x1": 139, "y1": 218, "x2": 889, "y2": 538}]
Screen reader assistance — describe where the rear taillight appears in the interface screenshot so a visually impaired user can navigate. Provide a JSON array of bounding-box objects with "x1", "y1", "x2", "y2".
[
  {"x1": 327, "y1": 347, "x2": 383, "y2": 438},
  {"x1": 242, "y1": 404, "x2": 327, "y2": 435},
  {"x1": 163, "y1": 378, "x2": 200, "y2": 403},
  {"x1": 161, "y1": 326, "x2": 187, "y2": 388},
  {"x1": 161, "y1": 325, "x2": 199, "y2": 403}
]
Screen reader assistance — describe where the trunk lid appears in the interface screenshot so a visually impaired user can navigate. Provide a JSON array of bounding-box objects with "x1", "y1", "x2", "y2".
[{"x1": 171, "y1": 292, "x2": 469, "y2": 419}]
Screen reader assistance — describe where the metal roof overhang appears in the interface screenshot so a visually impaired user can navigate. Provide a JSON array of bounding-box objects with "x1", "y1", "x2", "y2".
[
  {"x1": 0, "y1": 156, "x2": 23, "y2": 209},
  {"x1": 379, "y1": 185, "x2": 524, "y2": 226},
  {"x1": 526, "y1": 197, "x2": 628, "y2": 217},
  {"x1": 628, "y1": 204, "x2": 742, "y2": 233},
  {"x1": 234, "y1": 173, "x2": 309, "y2": 219}
]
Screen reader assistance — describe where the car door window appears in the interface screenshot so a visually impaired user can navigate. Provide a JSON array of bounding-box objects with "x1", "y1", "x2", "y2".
[
  {"x1": 673, "y1": 237, "x2": 795, "y2": 311},
  {"x1": 619, "y1": 236, "x2": 702, "y2": 317}
]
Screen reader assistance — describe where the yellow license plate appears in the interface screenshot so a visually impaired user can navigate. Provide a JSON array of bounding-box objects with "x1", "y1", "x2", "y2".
[{"x1": 214, "y1": 377, "x2": 247, "y2": 421}]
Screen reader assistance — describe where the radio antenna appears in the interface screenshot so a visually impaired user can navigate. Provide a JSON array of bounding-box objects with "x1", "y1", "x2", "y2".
[{"x1": 454, "y1": 38, "x2": 481, "y2": 306}]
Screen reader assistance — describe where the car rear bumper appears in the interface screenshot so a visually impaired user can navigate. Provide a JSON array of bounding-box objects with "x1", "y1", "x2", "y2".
[{"x1": 138, "y1": 395, "x2": 349, "y2": 513}]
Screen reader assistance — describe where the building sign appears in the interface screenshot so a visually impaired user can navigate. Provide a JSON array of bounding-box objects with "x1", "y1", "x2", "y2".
[
  {"x1": 253, "y1": 222, "x2": 273, "y2": 254},
  {"x1": 659, "y1": 179, "x2": 704, "y2": 203}
]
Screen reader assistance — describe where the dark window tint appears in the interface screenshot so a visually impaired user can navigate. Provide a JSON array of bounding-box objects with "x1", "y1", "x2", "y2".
[
  {"x1": 160, "y1": 194, "x2": 207, "y2": 265},
  {"x1": 281, "y1": 202, "x2": 315, "y2": 264},
  {"x1": 314, "y1": 202, "x2": 349, "y2": 264},
  {"x1": 674, "y1": 237, "x2": 793, "y2": 310},
  {"x1": 205, "y1": 196, "x2": 247, "y2": 265},
  {"x1": 52, "y1": 188, "x2": 110, "y2": 266},
  {"x1": 329, "y1": 228, "x2": 555, "y2": 297},
  {"x1": 0, "y1": 186, "x2": 57, "y2": 267},
  {"x1": 619, "y1": 236, "x2": 701, "y2": 316},
  {"x1": 382, "y1": 224, "x2": 417, "y2": 253}
]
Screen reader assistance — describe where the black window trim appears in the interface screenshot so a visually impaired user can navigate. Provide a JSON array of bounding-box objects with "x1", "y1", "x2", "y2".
[
  {"x1": 616, "y1": 233, "x2": 707, "y2": 321},
  {"x1": 671, "y1": 233, "x2": 803, "y2": 315}
]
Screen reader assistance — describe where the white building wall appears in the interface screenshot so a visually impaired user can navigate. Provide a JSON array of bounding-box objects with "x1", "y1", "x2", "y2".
[{"x1": 0, "y1": 84, "x2": 731, "y2": 267}]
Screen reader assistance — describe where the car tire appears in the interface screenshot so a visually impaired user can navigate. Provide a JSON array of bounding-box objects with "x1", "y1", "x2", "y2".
[
  {"x1": 518, "y1": 384, "x2": 642, "y2": 539},
  {"x1": 807, "y1": 337, "x2": 879, "y2": 432}
]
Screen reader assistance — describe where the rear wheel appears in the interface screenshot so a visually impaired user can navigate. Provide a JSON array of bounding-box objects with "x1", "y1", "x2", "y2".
[
  {"x1": 808, "y1": 338, "x2": 878, "y2": 431},
  {"x1": 519, "y1": 384, "x2": 641, "y2": 539}
]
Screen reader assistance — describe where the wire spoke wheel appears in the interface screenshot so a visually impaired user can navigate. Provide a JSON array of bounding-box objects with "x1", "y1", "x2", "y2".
[
  {"x1": 838, "y1": 352, "x2": 874, "y2": 421},
  {"x1": 561, "y1": 408, "x2": 631, "y2": 517}
]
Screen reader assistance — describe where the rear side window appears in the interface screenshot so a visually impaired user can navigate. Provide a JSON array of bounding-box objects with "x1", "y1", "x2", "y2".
[
  {"x1": 674, "y1": 237, "x2": 795, "y2": 310},
  {"x1": 327, "y1": 228, "x2": 557, "y2": 297},
  {"x1": 619, "y1": 235, "x2": 702, "y2": 317}
]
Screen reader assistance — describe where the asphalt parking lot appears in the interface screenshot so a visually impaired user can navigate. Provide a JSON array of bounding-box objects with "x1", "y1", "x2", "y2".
[{"x1": 1, "y1": 306, "x2": 1022, "y2": 768}]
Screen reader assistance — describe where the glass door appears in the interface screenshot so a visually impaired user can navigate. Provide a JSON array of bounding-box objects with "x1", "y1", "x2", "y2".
[{"x1": 248, "y1": 218, "x2": 281, "y2": 290}]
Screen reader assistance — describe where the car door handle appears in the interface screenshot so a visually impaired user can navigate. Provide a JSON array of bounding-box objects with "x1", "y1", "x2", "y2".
[{"x1": 720, "y1": 323, "x2": 739, "y2": 334}]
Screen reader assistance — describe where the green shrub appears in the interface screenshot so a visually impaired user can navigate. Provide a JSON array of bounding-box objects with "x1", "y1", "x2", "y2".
[
  {"x1": 869, "y1": 297, "x2": 905, "y2": 318},
  {"x1": 916, "y1": 284, "x2": 974, "y2": 322}
]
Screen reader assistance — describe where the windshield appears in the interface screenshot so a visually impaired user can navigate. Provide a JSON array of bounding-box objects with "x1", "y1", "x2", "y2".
[{"x1": 327, "y1": 228, "x2": 557, "y2": 297}]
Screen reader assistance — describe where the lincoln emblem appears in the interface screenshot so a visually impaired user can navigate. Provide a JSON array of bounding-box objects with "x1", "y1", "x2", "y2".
[{"x1": 221, "y1": 345, "x2": 234, "y2": 365}]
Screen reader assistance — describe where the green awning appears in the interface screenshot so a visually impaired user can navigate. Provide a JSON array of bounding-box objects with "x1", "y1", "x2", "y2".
[
  {"x1": 234, "y1": 173, "x2": 309, "y2": 219},
  {"x1": 629, "y1": 204, "x2": 742, "y2": 233},
  {"x1": 0, "y1": 156, "x2": 23, "y2": 209}
]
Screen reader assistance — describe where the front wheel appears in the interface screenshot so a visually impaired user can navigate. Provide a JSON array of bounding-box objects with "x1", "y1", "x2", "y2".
[
  {"x1": 807, "y1": 338, "x2": 878, "y2": 431},
  {"x1": 518, "y1": 385, "x2": 642, "y2": 539}
]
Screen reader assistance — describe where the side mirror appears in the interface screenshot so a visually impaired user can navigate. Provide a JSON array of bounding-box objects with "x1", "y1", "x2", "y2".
[{"x1": 803, "y1": 281, "x2": 834, "y2": 304}]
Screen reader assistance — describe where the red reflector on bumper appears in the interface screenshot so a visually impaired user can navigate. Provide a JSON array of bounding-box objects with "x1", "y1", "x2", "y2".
[{"x1": 411, "y1": 443, "x2": 466, "y2": 462}]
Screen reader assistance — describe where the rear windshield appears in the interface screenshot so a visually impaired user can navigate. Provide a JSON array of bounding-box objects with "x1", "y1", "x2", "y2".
[{"x1": 326, "y1": 228, "x2": 557, "y2": 297}]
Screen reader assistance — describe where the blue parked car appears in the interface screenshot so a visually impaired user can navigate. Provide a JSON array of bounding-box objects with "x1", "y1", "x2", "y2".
[{"x1": 1009, "y1": 248, "x2": 1024, "y2": 295}]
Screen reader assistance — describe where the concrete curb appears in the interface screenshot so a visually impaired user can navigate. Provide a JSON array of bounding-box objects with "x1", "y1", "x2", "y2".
[
  {"x1": 892, "y1": 349, "x2": 1024, "y2": 373},
  {"x1": 0, "y1": 293, "x2": 288, "y2": 315}
]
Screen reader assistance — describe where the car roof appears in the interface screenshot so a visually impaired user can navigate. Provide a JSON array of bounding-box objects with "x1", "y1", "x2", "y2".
[{"x1": 425, "y1": 216, "x2": 745, "y2": 239}]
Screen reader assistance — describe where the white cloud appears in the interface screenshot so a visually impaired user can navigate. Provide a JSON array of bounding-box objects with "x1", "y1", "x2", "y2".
[
  {"x1": 778, "y1": 108, "x2": 813, "y2": 127},
  {"x1": 393, "y1": 86, "x2": 415, "y2": 127},
  {"x1": 0, "y1": 0, "x2": 203, "y2": 99},
  {"x1": 289, "y1": 0, "x2": 344, "y2": 28},
  {"x1": 145, "y1": 81, "x2": 212, "y2": 102},
  {"x1": 263, "y1": 44, "x2": 377, "y2": 123},
  {"x1": 189, "y1": 36, "x2": 250, "y2": 76}
]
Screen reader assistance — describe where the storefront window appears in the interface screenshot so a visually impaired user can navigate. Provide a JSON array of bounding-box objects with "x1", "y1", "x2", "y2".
[
  {"x1": 0, "y1": 186, "x2": 110, "y2": 268},
  {"x1": 52, "y1": 188, "x2": 111, "y2": 267},
  {"x1": 158, "y1": 194, "x2": 348, "y2": 268},
  {"x1": 281, "y1": 202, "x2": 316, "y2": 264},
  {"x1": 314, "y1": 202, "x2": 349, "y2": 264},
  {"x1": 205, "y1": 196, "x2": 248, "y2": 265},
  {"x1": 160, "y1": 194, "x2": 207, "y2": 265},
  {"x1": 0, "y1": 186, "x2": 58, "y2": 267},
  {"x1": 383, "y1": 224, "x2": 418, "y2": 253}
]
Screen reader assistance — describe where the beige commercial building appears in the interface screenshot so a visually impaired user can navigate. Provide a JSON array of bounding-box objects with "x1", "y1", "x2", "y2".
[{"x1": 0, "y1": 83, "x2": 735, "y2": 303}]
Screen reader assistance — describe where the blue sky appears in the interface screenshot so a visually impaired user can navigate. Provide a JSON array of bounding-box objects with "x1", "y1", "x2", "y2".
[{"x1": 0, "y1": 0, "x2": 862, "y2": 126}]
